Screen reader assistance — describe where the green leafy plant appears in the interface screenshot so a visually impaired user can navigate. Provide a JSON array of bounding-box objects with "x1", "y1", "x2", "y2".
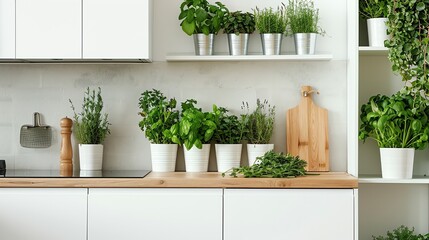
[
  {"x1": 179, "y1": 0, "x2": 229, "y2": 36},
  {"x1": 223, "y1": 11, "x2": 255, "y2": 35},
  {"x1": 138, "y1": 89, "x2": 180, "y2": 144},
  {"x1": 242, "y1": 99, "x2": 275, "y2": 144},
  {"x1": 179, "y1": 99, "x2": 220, "y2": 150},
  {"x1": 253, "y1": 4, "x2": 287, "y2": 34},
  {"x1": 286, "y1": 0, "x2": 324, "y2": 34},
  {"x1": 386, "y1": 0, "x2": 429, "y2": 95},
  {"x1": 70, "y1": 87, "x2": 111, "y2": 144},
  {"x1": 222, "y1": 150, "x2": 307, "y2": 178},
  {"x1": 373, "y1": 225, "x2": 429, "y2": 240},
  {"x1": 358, "y1": 90, "x2": 429, "y2": 149},
  {"x1": 359, "y1": 0, "x2": 389, "y2": 19},
  {"x1": 213, "y1": 107, "x2": 246, "y2": 144}
]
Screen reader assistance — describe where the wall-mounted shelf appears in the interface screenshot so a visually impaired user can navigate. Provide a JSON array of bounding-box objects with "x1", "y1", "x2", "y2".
[
  {"x1": 359, "y1": 174, "x2": 429, "y2": 184},
  {"x1": 359, "y1": 46, "x2": 388, "y2": 56},
  {"x1": 166, "y1": 53, "x2": 333, "y2": 62}
]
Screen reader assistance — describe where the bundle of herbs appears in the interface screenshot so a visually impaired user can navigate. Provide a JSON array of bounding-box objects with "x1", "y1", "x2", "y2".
[{"x1": 222, "y1": 150, "x2": 307, "y2": 178}]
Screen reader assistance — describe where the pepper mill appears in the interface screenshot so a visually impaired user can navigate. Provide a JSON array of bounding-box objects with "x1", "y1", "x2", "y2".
[{"x1": 60, "y1": 117, "x2": 73, "y2": 176}]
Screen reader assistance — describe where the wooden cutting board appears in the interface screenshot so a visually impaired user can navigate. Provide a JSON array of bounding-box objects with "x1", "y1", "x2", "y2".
[{"x1": 286, "y1": 86, "x2": 330, "y2": 172}]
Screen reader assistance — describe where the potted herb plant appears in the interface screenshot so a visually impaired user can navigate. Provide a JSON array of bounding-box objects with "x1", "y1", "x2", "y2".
[
  {"x1": 359, "y1": 0, "x2": 389, "y2": 47},
  {"x1": 178, "y1": 0, "x2": 229, "y2": 55},
  {"x1": 179, "y1": 99, "x2": 220, "y2": 172},
  {"x1": 254, "y1": 4, "x2": 287, "y2": 55},
  {"x1": 242, "y1": 99, "x2": 276, "y2": 166},
  {"x1": 223, "y1": 11, "x2": 255, "y2": 55},
  {"x1": 70, "y1": 87, "x2": 111, "y2": 171},
  {"x1": 138, "y1": 89, "x2": 180, "y2": 172},
  {"x1": 359, "y1": 90, "x2": 429, "y2": 179},
  {"x1": 213, "y1": 107, "x2": 246, "y2": 172},
  {"x1": 286, "y1": 0, "x2": 324, "y2": 55}
]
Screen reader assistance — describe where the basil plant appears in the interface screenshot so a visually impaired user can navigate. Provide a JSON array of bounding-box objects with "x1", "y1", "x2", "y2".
[{"x1": 359, "y1": 90, "x2": 429, "y2": 149}]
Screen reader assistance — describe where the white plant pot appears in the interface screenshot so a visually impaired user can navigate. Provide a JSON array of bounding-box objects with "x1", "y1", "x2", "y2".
[
  {"x1": 215, "y1": 144, "x2": 242, "y2": 172},
  {"x1": 367, "y1": 18, "x2": 389, "y2": 47},
  {"x1": 150, "y1": 144, "x2": 178, "y2": 172},
  {"x1": 184, "y1": 144, "x2": 211, "y2": 172},
  {"x1": 380, "y1": 148, "x2": 415, "y2": 179},
  {"x1": 247, "y1": 144, "x2": 274, "y2": 166},
  {"x1": 79, "y1": 144, "x2": 103, "y2": 171}
]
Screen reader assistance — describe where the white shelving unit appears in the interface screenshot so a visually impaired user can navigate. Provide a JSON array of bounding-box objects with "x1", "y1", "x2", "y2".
[
  {"x1": 359, "y1": 175, "x2": 429, "y2": 184},
  {"x1": 358, "y1": 46, "x2": 388, "y2": 56},
  {"x1": 166, "y1": 53, "x2": 333, "y2": 62}
]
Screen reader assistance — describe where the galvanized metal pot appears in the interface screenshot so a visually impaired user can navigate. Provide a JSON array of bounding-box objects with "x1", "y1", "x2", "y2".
[
  {"x1": 294, "y1": 33, "x2": 317, "y2": 55},
  {"x1": 193, "y1": 33, "x2": 214, "y2": 55},
  {"x1": 260, "y1": 33, "x2": 283, "y2": 55},
  {"x1": 227, "y1": 33, "x2": 249, "y2": 55}
]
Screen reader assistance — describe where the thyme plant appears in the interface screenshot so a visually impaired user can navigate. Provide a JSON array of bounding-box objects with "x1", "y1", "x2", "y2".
[
  {"x1": 286, "y1": 0, "x2": 324, "y2": 34},
  {"x1": 70, "y1": 87, "x2": 110, "y2": 144},
  {"x1": 254, "y1": 4, "x2": 287, "y2": 34},
  {"x1": 242, "y1": 99, "x2": 275, "y2": 144}
]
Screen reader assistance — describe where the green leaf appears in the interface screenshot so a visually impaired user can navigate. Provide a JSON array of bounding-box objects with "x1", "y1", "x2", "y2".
[
  {"x1": 181, "y1": 20, "x2": 195, "y2": 35},
  {"x1": 194, "y1": 139, "x2": 203, "y2": 149},
  {"x1": 417, "y1": 2, "x2": 425, "y2": 11}
]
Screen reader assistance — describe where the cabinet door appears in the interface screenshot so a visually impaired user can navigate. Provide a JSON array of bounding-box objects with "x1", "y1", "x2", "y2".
[
  {"x1": 0, "y1": 0, "x2": 15, "y2": 58},
  {"x1": 83, "y1": 0, "x2": 151, "y2": 59},
  {"x1": 224, "y1": 189, "x2": 354, "y2": 240},
  {"x1": 16, "y1": 0, "x2": 81, "y2": 59},
  {"x1": 88, "y1": 188, "x2": 222, "y2": 240},
  {"x1": 0, "y1": 188, "x2": 87, "y2": 240}
]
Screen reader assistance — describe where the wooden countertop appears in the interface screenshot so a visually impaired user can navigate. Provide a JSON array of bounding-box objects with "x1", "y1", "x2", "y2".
[{"x1": 0, "y1": 172, "x2": 357, "y2": 189}]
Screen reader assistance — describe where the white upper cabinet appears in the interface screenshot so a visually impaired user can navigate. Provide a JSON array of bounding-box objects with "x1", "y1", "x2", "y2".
[
  {"x1": 16, "y1": 0, "x2": 82, "y2": 59},
  {"x1": 0, "y1": 0, "x2": 15, "y2": 58},
  {"x1": 83, "y1": 0, "x2": 151, "y2": 60}
]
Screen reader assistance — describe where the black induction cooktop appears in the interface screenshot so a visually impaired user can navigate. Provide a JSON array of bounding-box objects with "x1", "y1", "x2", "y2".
[{"x1": 0, "y1": 170, "x2": 151, "y2": 178}]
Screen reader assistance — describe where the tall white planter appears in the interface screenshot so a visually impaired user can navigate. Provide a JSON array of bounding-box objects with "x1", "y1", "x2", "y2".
[
  {"x1": 150, "y1": 144, "x2": 178, "y2": 172},
  {"x1": 367, "y1": 18, "x2": 389, "y2": 47},
  {"x1": 247, "y1": 144, "x2": 274, "y2": 166},
  {"x1": 380, "y1": 148, "x2": 415, "y2": 179},
  {"x1": 79, "y1": 144, "x2": 103, "y2": 170},
  {"x1": 184, "y1": 144, "x2": 211, "y2": 172},
  {"x1": 215, "y1": 144, "x2": 242, "y2": 172}
]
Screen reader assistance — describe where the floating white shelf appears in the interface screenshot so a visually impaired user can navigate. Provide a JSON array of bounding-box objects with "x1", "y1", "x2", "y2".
[
  {"x1": 359, "y1": 46, "x2": 388, "y2": 56},
  {"x1": 166, "y1": 53, "x2": 333, "y2": 62},
  {"x1": 359, "y1": 174, "x2": 429, "y2": 184}
]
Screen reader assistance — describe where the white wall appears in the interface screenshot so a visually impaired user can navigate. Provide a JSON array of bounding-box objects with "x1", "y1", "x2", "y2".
[{"x1": 0, "y1": 0, "x2": 348, "y2": 171}]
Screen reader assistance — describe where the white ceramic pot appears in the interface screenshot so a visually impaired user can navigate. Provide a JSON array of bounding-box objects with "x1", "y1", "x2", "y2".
[
  {"x1": 247, "y1": 144, "x2": 274, "y2": 166},
  {"x1": 79, "y1": 144, "x2": 103, "y2": 171},
  {"x1": 150, "y1": 144, "x2": 178, "y2": 172},
  {"x1": 184, "y1": 144, "x2": 211, "y2": 172},
  {"x1": 215, "y1": 144, "x2": 242, "y2": 172},
  {"x1": 367, "y1": 18, "x2": 389, "y2": 47},
  {"x1": 380, "y1": 148, "x2": 415, "y2": 179}
]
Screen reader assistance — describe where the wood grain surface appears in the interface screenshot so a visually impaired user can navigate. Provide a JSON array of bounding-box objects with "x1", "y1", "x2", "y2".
[
  {"x1": 0, "y1": 172, "x2": 357, "y2": 189},
  {"x1": 287, "y1": 86, "x2": 330, "y2": 171}
]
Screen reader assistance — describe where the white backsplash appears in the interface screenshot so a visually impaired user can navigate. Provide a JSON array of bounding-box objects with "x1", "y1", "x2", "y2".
[{"x1": 0, "y1": 61, "x2": 346, "y2": 171}]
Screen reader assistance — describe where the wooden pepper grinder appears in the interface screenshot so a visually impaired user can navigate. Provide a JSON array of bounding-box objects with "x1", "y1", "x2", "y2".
[{"x1": 60, "y1": 117, "x2": 73, "y2": 176}]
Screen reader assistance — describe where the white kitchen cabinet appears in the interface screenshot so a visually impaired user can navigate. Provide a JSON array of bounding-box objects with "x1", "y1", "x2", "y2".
[
  {"x1": 88, "y1": 188, "x2": 222, "y2": 240},
  {"x1": 224, "y1": 189, "x2": 355, "y2": 240},
  {"x1": 0, "y1": 188, "x2": 87, "y2": 240},
  {"x1": 83, "y1": 0, "x2": 151, "y2": 60},
  {"x1": 16, "y1": 0, "x2": 81, "y2": 59},
  {"x1": 0, "y1": 0, "x2": 15, "y2": 58}
]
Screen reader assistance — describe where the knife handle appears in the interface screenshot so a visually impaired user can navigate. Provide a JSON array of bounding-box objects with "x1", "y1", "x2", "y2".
[{"x1": 60, "y1": 117, "x2": 73, "y2": 176}]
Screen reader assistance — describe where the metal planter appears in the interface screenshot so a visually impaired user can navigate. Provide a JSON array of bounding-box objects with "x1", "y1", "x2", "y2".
[
  {"x1": 193, "y1": 33, "x2": 214, "y2": 56},
  {"x1": 260, "y1": 33, "x2": 283, "y2": 55},
  {"x1": 227, "y1": 33, "x2": 249, "y2": 55},
  {"x1": 294, "y1": 33, "x2": 317, "y2": 55}
]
